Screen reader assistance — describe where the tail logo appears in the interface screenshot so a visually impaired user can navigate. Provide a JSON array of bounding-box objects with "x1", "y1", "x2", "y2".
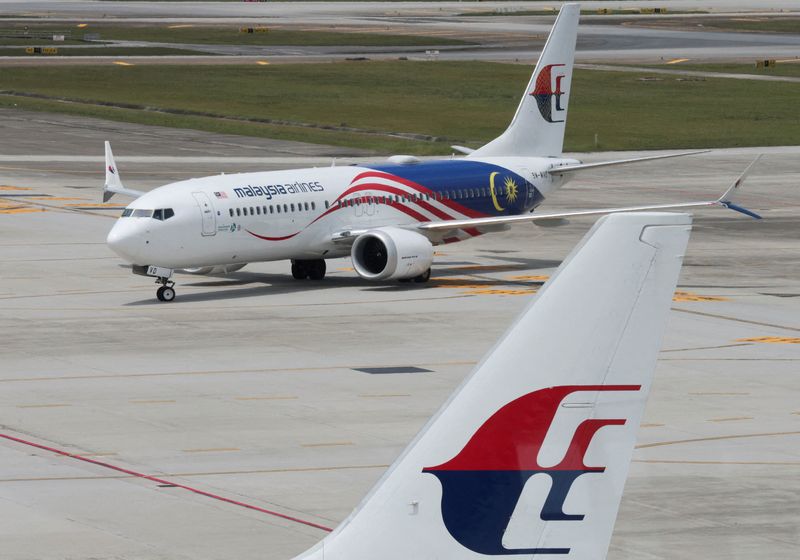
[
  {"x1": 108, "y1": 165, "x2": 116, "y2": 175},
  {"x1": 530, "y1": 63, "x2": 567, "y2": 123},
  {"x1": 423, "y1": 384, "x2": 640, "y2": 555}
]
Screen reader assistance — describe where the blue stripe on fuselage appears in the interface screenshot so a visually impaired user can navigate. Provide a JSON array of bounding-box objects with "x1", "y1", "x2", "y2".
[{"x1": 367, "y1": 160, "x2": 543, "y2": 217}]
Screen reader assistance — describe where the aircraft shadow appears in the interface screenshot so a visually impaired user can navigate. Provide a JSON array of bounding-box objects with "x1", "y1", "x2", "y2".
[{"x1": 122, "y1": 257, "x2": 562, "y2": 305}]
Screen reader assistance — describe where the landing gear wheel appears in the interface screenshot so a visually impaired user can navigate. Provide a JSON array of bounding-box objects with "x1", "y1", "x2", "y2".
[
  {"x1": 308, "y1": 259, "x2": 326, "y2": 280},
  {"x1": 291, "y1": 261, "x2": 307, "y2": 280},
  {"x1": 159, "y1": 286, "x2": 175, "y2": 302},
  {"x1": 413, "y1": 268, "x2": 432, "y2": 283},
  {"x1": 155, "y1": 277, "x2": 176, "y2": 302}
]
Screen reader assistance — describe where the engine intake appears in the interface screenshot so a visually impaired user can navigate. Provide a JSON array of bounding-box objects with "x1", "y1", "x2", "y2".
[{"x1": 351, "y1": 227, "x2": 433, "y2": 281}]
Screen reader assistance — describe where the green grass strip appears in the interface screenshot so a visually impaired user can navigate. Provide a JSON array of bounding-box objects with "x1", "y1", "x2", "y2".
[{"x1": 1, "y1": 61, "x2": 797, "y2": 154}]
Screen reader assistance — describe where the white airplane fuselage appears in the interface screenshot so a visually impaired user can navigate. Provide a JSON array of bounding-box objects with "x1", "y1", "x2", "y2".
[{"x1": 106, "y1": 156, "x2": 577, "y2": 270}]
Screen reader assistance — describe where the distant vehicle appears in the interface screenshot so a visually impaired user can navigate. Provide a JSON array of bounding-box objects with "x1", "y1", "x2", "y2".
[
  {"x1": 104, "y1": 3, "x2": 757, "y2": 301},
  {"x1": 290, "y1": 211, "x2": 693, "y2": 560}
]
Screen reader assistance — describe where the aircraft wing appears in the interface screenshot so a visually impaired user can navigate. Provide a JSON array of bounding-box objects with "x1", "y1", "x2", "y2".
[
  {"x1": 418, "y1": 156, "x2": 762, "y2": 234},
  {"x1": 550, "y1": 150, "x2": 709, "y2": 175}
]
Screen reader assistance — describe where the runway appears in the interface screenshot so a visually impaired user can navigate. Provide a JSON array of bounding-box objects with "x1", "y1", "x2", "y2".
[{"x1": 0, "y1": 109, "x2": 798, "y2": 559}]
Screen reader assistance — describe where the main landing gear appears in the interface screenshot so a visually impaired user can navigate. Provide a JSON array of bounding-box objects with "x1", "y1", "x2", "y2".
[
  {"x1": 155, "y1": 277, "x2": 176, "y2": 302},
  {"x1": 291, "y1": 259, "x2": 326, "y2": 281}
]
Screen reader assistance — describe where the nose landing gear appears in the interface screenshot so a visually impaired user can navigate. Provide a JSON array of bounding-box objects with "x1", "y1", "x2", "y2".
[
  {"x1": 132, "y1": 265, "x2": 177, "y2": 302},
  {"x1": 155, "y1": 277, "x2": 176, "y2": 302}
]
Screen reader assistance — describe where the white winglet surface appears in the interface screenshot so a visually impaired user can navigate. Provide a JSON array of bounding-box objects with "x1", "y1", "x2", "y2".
[
  {"x1": 103, "y1": 141, "x2": 145, "y2": 202},
  {"x1": 294, "y1": 212, "x2": 692, "y2": 560}
]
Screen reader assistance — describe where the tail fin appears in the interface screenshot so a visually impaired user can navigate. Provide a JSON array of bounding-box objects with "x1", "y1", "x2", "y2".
[
  {"x1": 469, "y1": 3, "x2": 580, "y2": 158},
  {"x1": 294, "y1": 211, "x2": 691, "y2": 560}
]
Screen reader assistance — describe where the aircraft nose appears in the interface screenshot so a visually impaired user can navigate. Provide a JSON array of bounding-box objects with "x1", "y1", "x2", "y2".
[{"x1": 107, "y1": 220, "x2": 146, "y2": 264}]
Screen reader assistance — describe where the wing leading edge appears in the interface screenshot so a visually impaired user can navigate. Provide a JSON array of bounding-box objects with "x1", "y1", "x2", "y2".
[{"x1": 418, "y1": 156, "x2": 762, "y2": 234}]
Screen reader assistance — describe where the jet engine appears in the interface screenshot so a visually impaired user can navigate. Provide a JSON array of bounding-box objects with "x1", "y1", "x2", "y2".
[
  {"x1": 180, "y1": 263, "x2": 247, "y2": 275},
  {"x1": 351, "y1": 227, "x2": 433, "y2": 281}
]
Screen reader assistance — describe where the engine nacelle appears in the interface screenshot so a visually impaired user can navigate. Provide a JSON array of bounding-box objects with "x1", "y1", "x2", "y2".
[
  {"x1": 179, "y1": 263, "x2": 247, "y2": 275},
  {"x1": 351, "y1": 227, "x2": 433, "y2": 281}
]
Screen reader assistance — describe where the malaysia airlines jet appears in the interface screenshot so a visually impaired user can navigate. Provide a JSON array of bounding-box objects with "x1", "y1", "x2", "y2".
[
  {"x1": 104, "y1": 3, "x2": 757, "y2": 302},
  {"x1": 289, "y1": 211, "x2": 693, "y2": 559}
]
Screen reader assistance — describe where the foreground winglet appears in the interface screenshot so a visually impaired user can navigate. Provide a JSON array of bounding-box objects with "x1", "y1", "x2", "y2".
[
  {"x1": 294, "y1": 212, "x2": 692, "y2": 560},
  {"x1": 102, "y1": 141, "x2": 145, "y2": 202}
]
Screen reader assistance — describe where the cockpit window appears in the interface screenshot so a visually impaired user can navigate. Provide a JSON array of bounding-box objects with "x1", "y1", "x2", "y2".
[
  {"x1": 153, "y1": 208, "x2": 175, "y2": 221},
  {"x1": 121, "y1": 208, "x2": 173, "y2": 219}
]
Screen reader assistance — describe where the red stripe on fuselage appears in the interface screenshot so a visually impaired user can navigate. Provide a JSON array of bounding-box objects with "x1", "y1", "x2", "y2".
[
  {"x1": 246, "y1": 229, "x2": 300, "y2": 241},
  {"x1": 343, "y1": 183, "x2": 455, "y2": 221},
  {"x1": 350, "y1": 170, "x2": 486, "y2": 218}
]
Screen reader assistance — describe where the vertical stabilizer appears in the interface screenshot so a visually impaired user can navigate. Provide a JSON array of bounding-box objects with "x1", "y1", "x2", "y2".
[
  {"x1": 469, "y1": 3, "x2": 580, "y2": 158},
  {"x1": 293, "y1": 211, "x2": 691, "y2": 560}
]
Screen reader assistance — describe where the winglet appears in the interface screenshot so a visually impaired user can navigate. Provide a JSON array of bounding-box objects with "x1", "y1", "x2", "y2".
[
  {"x1": 716, "y1": 155, "x2": 762, "y2": 219},
  {"x1": 103, "y1": 141, "x2": 145, "y2": 202},
  {"x1": 293, "y1": 212, "x2": 692, "y2": 560}
]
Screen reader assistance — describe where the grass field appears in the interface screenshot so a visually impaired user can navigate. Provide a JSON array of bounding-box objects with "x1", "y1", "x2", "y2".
[
  {"x1": 1, "y1": 61, "x2": 797, "y2": 154},
  {"x1": 0, "y1": 24, "x2": 470, "y2": 47}
]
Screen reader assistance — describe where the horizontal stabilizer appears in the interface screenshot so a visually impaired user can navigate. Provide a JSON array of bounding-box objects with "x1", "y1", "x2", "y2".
[{"x1": 451, "y1": 145, "x2": 475, "y2": 155}]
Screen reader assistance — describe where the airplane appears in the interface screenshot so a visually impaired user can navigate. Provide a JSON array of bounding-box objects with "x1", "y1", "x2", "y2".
[
  {"x1": 289, "y1": 211, "x2": 693, "y2": 560},
  {"x1": 104, "y1": 3, "x2": 757, "y2": 302}
]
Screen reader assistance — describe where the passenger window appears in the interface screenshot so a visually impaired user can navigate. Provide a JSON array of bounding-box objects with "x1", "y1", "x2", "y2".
[
  {"x1": 302, "y1": 202, "x2": 307, "y2": 211},
  {"x1": 290, "y1": 203, "x2": 295, "y2": 212},
  {"x1": 263, "y1": 206, "x2": 267, "y2": 214},
  {"x1": 324, "y1": 201, "x2": 329, "y2": 209},
  {"x1": 229, "y1": 209, "x2": 234, "y2": 217},
  {"x1": 283, "y1": 204, "x2": 288, "y2": 213},
  {"x1": 276, "y1": 205, "x2": 281, "y2": 214},
  {"x1": 236, "y1": 208, "x2": 241, "y2": 217},
  {"x1": 250, "y1": 206, "x2": 254, "y2": 215},
  {"x1": 311, "y1": 201, "x2": 316, "y2": 210},
  {"x1": 270, "y1": 205, "x2": 274, "y2": 214}
]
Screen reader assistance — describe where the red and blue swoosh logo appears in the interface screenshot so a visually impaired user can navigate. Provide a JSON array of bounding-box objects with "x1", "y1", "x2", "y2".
[
  {"x1": 423, "y1": 385, "x2": 639, "y2": 555},
  {"x1": 530, "y1": 64, "x2": 567, "y2": 123}
]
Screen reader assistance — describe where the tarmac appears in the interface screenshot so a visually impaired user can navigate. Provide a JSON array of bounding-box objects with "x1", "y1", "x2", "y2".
[{"x1": 0, "y1": 111, "x2": 798, "y2": 560}]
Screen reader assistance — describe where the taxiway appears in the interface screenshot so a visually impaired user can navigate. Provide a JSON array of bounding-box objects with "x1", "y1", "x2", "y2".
[{"x1": 0, "y1": 111, "x2": 798, "y2": 560}]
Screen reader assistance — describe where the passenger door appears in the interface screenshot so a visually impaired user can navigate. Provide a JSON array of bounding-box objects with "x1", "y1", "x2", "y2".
[{"x1": 192, "y1": 192, "x2": 216, "y2": 236}]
